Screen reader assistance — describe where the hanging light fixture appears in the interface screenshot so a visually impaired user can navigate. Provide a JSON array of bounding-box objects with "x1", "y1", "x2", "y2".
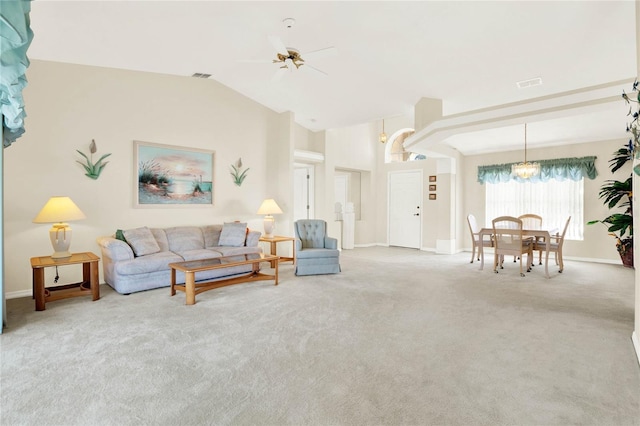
[
  {"x1": 511, "y1": 123, "x2": 540, "y2": 179},
  {"x1": 379, "y1": 119, "x2": 387, "y2": 144}
]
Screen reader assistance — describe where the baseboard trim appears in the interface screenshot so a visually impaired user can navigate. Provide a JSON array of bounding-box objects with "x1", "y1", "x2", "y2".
[
  {"x1": 462, "y1": 248, "x2": 623, "y2": 266},
  {"x1": 633, "y1": 331, "x2": 640, "y2": 368},
  {"x1": 6, "y1": 289, "x2": 31, "y2": 300}
]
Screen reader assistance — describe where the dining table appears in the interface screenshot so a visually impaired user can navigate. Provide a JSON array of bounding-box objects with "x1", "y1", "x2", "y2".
[{"x1": 477, "y1": 227, "x2": 557, "y2": 278}]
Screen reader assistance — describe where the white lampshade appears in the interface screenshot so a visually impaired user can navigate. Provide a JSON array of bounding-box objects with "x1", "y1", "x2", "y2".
[
  {"x1": 33, "y1": 196, "x2": 86, "y2": 259},
  {"x1": 257, "y1": 199, "x2": 283, "y2": 238}
]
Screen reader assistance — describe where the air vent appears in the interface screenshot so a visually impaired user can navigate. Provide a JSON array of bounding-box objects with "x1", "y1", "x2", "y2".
[
  {"x1": 191, "y1": 73, "x2": 211, "y2": 79},
  {"x1": 516, "y1": 77, "x2": 543, "y2": 89}
]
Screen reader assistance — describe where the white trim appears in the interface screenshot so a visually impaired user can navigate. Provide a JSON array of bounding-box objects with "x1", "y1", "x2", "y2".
[
  {"x1": 632, "y1": 332, "x2": 640, "y2": 368},
  {"x1": 404, "y1": 79, "x2": 635, "y2": 150},
  {"x1": 293, "y1": 149, "x2": 324, "y2": 163},
  {"x1": 462, "y1": 249, "x2": 624, "y2": 266},
  {"x1": 6, "y1": 289, "x2": 32, "y2": 299},
  {"x1": 436, "y1": 239, "x2": 456, "y2": 254}
]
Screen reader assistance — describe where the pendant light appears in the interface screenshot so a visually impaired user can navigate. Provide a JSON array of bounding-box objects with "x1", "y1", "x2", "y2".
[
  {"x1": 511, "y1": 123, "x2": 540, "y2": 179},
  {"x1": 379, "y1": 119, "x2": 387, "y2": 144}
]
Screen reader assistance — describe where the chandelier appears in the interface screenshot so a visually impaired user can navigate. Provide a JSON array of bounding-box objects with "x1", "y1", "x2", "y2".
[
  {"x1": 511, "y1": 123, "x2": 540, "y2": 179},
  {"x1": 379, "y1": 119, "x2": 387, "y2": 144}
]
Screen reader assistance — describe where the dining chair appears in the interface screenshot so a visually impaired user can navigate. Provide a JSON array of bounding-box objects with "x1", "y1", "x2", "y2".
[
  {"x1": 518, "y1": 213, "x2": 544, "y2": 265},
  {"x1": 540, "y1": 216, "x2": 571, "y2": 273},
  {"x1": 467, "y1": 214, "x2": 493, "y2": 263},
  {"x1": 492, "y1": 216, "x2": 533, "y2": 277}
]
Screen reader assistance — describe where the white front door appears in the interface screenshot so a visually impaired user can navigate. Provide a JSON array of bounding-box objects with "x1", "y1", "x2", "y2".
[{"x1": 388, "y1": 170, "x2": 422, "y2": 249}]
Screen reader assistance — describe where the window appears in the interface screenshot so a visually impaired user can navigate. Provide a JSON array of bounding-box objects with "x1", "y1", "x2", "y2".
[
  {"x1": 384, "y1": 129, "x2": 425, "y2": 163},
  {"x1": 485, "y1": 178, "x2": 583, "y2": 240}
]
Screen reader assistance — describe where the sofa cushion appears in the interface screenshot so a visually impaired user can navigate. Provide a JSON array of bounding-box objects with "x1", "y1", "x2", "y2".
[
  {"x1": 296, "y1": 248, "x2": 340, "y2": 259},
  {"x1": 150, "y1": 228, "x2": 169, "y2": 252},
  {"x1": 218, "y1": 222, "x2": 247, "y2": 247},
  {"x1": 202, "y1": 225, "x2": 223, "y2": 248},
  {"x1": 165, "y1": 226, "x2": 204, "y2": 252},
  {"x1": 115, "y1": 251, "x2": 183, "y2": 275},
  {"x1": 123, "y1": 227, "x2": 161, "y2": 256}
]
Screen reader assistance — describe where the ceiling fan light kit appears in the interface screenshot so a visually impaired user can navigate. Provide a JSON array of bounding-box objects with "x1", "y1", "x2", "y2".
[{"x1": 254, "y1": 19, "x2": 336, "y2": 80}]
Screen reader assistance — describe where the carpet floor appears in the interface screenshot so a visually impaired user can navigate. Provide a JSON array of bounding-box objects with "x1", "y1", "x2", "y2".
[{"x1": 1, "y1": 247, "x2": 639, "y2": 426}]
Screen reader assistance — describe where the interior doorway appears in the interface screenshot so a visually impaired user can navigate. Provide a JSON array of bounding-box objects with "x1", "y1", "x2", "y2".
[
  {"x1": 388, "y1": 170, "x2": 422, "y2": 249},
  {"x1": 293, "y1": 165, "x2": 314, "y2": 221}
]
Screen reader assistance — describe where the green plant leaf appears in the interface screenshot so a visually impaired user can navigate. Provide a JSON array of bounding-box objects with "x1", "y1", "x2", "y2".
[{"x1": 76, "y1": 150, "x2": 90, "y2": 162}]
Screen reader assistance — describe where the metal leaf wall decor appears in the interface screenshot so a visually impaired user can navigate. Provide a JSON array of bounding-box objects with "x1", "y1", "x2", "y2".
[
  {"x1": 76, "y1": 139, "x2": 111, "y2": 180},
  {"x1": 230, "y1": 157, "x2": 249, "y2": 186}
]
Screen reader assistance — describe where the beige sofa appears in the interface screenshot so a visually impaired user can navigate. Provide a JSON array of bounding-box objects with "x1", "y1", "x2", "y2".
[{"x1": 96, "y1": 223, "x2": 261, "y2": 294}]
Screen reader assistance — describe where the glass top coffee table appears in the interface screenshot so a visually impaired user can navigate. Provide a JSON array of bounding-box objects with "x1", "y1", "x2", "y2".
[{"x1": 169, "y1": 253, "x2": 279, "y2": 305}]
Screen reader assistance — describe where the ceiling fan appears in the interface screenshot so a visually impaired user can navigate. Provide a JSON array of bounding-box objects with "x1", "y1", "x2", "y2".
[{"x1": 247, "y1": 35, "x2": 337, "y2": 81}]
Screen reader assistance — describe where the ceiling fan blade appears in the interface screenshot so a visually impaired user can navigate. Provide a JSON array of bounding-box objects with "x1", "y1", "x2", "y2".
[
  {"x1": 267, "y1": 35, "x2": 289, "y2": 56},
  {"x1": 271, "y1": 67, "x2": 288, "y2": 82},
  {"x1": 300, "y1": 63, "x2": 328, "y2": 77},
  {"x1": 238, "y1": 59, "x2": 273, "y2": 64},
  {"x1": 301, "y1": 46, "x2": 337, "y2": 61}
]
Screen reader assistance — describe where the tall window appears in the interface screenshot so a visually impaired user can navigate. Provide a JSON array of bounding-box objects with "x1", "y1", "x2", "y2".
[{"x1": 485, "y1": 178, "x2": 583, "y2": 240}]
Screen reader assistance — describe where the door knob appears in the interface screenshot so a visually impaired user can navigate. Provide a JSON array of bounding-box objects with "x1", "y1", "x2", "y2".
[{"x1": 414, "y1": 213, "x2": 420, "y2": 216}]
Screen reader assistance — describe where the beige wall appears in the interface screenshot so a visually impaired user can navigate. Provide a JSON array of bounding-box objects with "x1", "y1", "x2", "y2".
[
  {"x1": 4, "y1": 60, "x2": 297, "y2": 295},
  {"x1": 462, "y1": 138, "x2": 629, "y2": 263},
  {"x1": 4, "y1": 59, "x2": 632, "y2": 298}
]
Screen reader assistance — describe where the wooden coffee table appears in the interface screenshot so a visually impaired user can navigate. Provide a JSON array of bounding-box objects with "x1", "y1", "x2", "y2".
[{"x1": 169, "y1": 253, "x2": 279, "y2": 305}]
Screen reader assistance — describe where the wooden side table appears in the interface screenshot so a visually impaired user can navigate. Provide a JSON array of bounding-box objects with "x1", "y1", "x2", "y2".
[
  {"x1": 30, "y1": 252, "x2": 100, "y2": 311},
  {"x1": 259, "y1": 236, "x2": 296, "y2": 268}
]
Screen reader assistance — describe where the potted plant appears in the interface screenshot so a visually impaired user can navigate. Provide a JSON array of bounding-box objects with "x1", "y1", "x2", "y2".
[{"x1": 587, "y1": 80, "x2": 639, "y2": 267}]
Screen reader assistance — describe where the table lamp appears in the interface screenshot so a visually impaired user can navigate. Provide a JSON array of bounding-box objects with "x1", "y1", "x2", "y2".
[
  {"x1": 33, "y1": 196, "x2": 87, "y2": 259},
  {"x1": 257, "y1": 198, "x2": 283, "y2": 238}
]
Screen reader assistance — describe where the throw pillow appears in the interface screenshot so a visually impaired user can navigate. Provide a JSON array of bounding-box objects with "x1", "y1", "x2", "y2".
[
  {"x1": 218, "y1": 222, "x2": 247, "y2": 247},
  {"x1": 122, "y1": 226, "x2": 161, "y2": 256},
  {"x1": 115, "y1": 229, "x2": 126, "y2": 242}
]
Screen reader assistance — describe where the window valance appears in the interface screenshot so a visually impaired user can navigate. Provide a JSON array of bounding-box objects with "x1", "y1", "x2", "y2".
[
  {"x1": 1, "y1": 0, "x2": 33, "y2": 147},
  {"x1": 477, "y1": 156, "x2": 597, "y2": 184}
]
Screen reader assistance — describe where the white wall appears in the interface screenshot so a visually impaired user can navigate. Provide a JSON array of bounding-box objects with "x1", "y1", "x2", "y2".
[{"x1": 3, "y1": 60, "x2": 298, "y2": 295}]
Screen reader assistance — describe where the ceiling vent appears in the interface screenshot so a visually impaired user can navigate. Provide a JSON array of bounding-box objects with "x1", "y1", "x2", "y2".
[
  {"x1": 191, "y1": 73, "x2": 211, "y2": 79},
  {"x1": 516, "y1": 77, "x2": 543, "y2": 89}
]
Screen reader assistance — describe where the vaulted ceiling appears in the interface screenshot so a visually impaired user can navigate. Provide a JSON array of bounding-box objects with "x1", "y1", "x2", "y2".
[{"x1": 28, "y1": 1, "x2": 638, "y2": 155}]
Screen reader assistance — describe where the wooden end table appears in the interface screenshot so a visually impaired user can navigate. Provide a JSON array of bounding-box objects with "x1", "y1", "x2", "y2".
[
  {"x1": 30, "y1": 252, "x2": 100, "y2": 311},
  {"x1": 259, "y1": 235, "x2": 296, "y2": 268}
]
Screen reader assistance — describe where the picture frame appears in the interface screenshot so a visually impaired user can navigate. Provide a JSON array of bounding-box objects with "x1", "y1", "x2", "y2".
[
  {"x1": 429, "y1": 175, "x2": 437, "y2": 182},
  {"x1": 134, "y1": 141, "x2": 214, "y2": 207},
  {"x1": 429, "y1": 184, "x2": 437, "y2": 191},
  {"x1": 429, "y1": 194, "x2": 437, "y2": 200}
]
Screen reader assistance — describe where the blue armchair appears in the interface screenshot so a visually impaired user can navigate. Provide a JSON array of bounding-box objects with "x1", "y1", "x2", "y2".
[{"x1": 293, "y1": 220, "x2": 341, "y2": 276}]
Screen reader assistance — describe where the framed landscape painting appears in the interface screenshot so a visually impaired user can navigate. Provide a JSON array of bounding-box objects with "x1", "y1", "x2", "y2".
[{"x1": 134, "y1": 141, "x2": 214, "y2": 207}]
